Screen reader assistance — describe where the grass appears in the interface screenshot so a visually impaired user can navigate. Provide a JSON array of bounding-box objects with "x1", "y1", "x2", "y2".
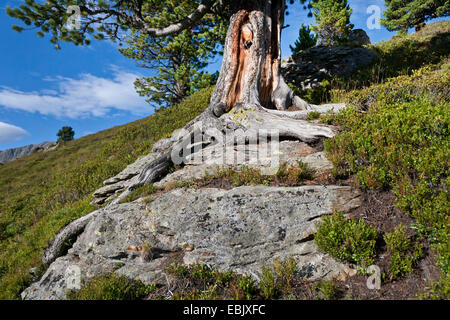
[
  {"x1": 0, "y1": 86, "x2": 213, "y2": 299},
  {"x1": 312, "y1": 280, "x2": 339, "y2": 300},
  {"x1": 165, "y1": 263, "x2": 258, "y2": 300}
]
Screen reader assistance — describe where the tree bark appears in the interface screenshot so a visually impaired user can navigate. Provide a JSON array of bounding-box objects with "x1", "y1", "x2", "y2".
[{"x1": 209, "y1": 0, "x2": 303, "y2": 115}]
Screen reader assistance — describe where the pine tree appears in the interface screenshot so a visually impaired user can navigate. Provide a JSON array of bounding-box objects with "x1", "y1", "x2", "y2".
[
  {"x1": 290, "y1": 24, "x2": 317, "y2": 54},
  {"x1": 57, "y1": 126, "x2": 75, "y2": 142},
  {"x1": 310, "y1": 0, "x2": 353, "y2": 46},
  {"x1": 118, "y1": 2, "x2": 227, "y2": 108},
  {"x1": 382, "y1": 0, "x2": 449, "y2": 32}
]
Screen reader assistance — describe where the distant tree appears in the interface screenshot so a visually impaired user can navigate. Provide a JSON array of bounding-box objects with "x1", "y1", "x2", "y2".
[
  {"x1": 382, "y1": 0, "x2": 449, "y2": 32},
  {"x1": 57, "y1": 126, "x2": 75, "y2": 142},
  {"x1": 310, "y1": 0, "x2": 354, "y2": 46},
  {"x1": 290, "y1": 24, "x2": 317, "y2": 54}
]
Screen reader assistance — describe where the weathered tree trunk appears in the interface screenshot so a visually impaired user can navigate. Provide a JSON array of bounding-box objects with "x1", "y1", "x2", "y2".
[{"x1": 210, "y1": 0, "x2": 304, "y2": 116}]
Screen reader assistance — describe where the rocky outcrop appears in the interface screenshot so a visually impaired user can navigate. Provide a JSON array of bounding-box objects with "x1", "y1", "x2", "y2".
[
  {"x1": 349, "y1": 29, "x2": 371, "y2": 46},
  {"x1": 281, "y1": 45, "x2": 377, "y2": 91},
  {"x1": 23, "y1": 105, "x2": 362, "y2": 300},
  {"x1": 0, "y1": 142, "x2": 57, "y2": 164},
  {"x1": 22, "y1": 185, "x2": 360, "y2": 300}
]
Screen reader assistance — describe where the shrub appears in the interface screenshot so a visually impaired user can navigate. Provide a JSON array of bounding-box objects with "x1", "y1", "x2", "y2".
[
  {"x1": 384, "y1": 224, "x2": 423, "y2": 280},
  {"x1": 314, "y1": 211, "x2": 378, "y2": 268},
  {"x1": 66, "y1": 273, "x2": 156, "y2": 300},
  {"x1": 313, "y1": 280, "x2": 339, "y2": 300},
  {"x1": 259, "y1": 257, "x2": 297, "y2": 299},
  {"x1": 306, "y1": 111, "x2": 321, "y2": 121},
  {"x1": 165, "y1": 263, "x2": 258, "y2": 300}
]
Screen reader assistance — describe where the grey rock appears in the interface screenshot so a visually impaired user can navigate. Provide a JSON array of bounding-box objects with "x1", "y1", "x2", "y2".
[
  {"x1": 0, "y1": 142, "x2": 57, "y2": 164},
  {"x1": 154, "y1": 142, "x2": 331, "y2": 189},
  {"x1": 91, "y1": 152, "x2": 159, "y2": 205},
  {"x1": 22, "y1": 185, "x2": 361, "y2": 300},
  {"x1": 349, "y1": 29, "x2": 371, "y2": 46},
  {"x1": 282, "y1": 46, "x2": 377, "y2": 91}
]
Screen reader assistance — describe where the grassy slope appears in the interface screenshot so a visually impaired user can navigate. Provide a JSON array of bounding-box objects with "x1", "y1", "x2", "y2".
[{"x1": 0, "y1": 87, "x2": 213, "y2": 299}]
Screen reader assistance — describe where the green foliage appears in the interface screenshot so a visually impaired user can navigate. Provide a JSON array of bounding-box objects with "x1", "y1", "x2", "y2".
[
  {"x1": 120, "y1": 184, "x2": 158, "y2": 204},
  {"x1": 382, "y1": 0, "x2": 449, "y2": 32},
  {"x1": 216, "y1": 166, "x2": 273, "y2": 187},
  {"x1": 0, "y1": 86, "x2": 213, "y2": 299},
  {"x1": 259, "y1": 258, "x2": 297, "y2": 299},
  {"x1": 57, "y1": 126, "x2": 75, "y2": 142},
  {"x1": 119, "y1": 2, "x2": 227, "y2": 108},
  {"x1": 237, "y1": 276, "x2": 258, "y2": 300},
  {"x1": 314, "y1": 211, "x2": 378, "y2": 268},
  {"x1": 310, "y1": 0, "x2": 353, "y2": 46},
  {"x1": 6, "y1": 1, "x2": 229, "y2": 49},
  {"x1": 313, "y1": 280, "x2": 339, "y2": 300},
  {"x1": 306, "y1": 111, "x2": 321, "y2": 120},
  {"x1": 418, "y1": 274, "x2": 450, "y2": 299},
  {"x1": 66, "y1": 273, "x2": 156, "y2": 300},
  {"x1": 290, "y1": 24, "x2": 317, "y2": 54},
  {"x1": 293, "y1": 21, "x2": 450, "y2": 105},
  {"x1": 324, "y1": 60, "x2": 449, "y2": 286},
  {"x1": 166, "y1": 263, "x2": 258, "y2": 300},
  {"x1": 384, "y1": 224, "x2": 424, "y2": 280}
]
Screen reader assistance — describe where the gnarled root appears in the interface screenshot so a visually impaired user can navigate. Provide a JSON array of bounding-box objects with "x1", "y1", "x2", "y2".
[{"x1": 42, "y1": 209, "x2": 102, "y2": 267}]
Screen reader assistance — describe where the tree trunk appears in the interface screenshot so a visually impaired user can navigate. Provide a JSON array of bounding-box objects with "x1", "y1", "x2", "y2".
[
  {"x1": 209, "y1": 0, "x2": 305, "y2": 116},
  {"x1": 134, "y1": 0, "x2": 335, "y2": 187}
]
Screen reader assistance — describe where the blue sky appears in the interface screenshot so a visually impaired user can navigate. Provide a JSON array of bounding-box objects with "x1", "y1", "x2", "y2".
[{"x1": 0, "y1": 0, "x2": 403, "y2": 150}]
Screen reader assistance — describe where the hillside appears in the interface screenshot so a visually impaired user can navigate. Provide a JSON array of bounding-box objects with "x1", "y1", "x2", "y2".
[
  {"x1": 0, "y1": 142, "x2": 57, "y2": 164},
  {"x1": 0, "y1": 21, "x2": 449, "y2": 300},
  {"x1": 0, "y1": 87, "x2": 213, "y2": 299}
]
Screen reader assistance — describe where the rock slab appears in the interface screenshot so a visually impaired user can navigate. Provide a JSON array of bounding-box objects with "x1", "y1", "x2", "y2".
[{"x1": 22, "y1": 185, "x2": 360, "y2": 300}]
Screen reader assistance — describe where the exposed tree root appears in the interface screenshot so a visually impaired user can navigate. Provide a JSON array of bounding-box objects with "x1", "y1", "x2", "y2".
[{"x1": 42, "y1": 209, "x2": 102, "y2": 267}]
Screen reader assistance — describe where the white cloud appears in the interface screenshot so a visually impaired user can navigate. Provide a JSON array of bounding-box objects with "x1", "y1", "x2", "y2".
[
  {"x1": 0, "y1": 122, "x2": 29, "y2": 144},
  {"x1": 0, "y1": 67, "x2": 152, "y2": 118}
]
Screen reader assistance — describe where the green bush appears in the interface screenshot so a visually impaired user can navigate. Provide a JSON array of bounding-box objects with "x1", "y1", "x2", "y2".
[
  {"x1": 324, "y1": 61, "x2": 449, "y2": 286},
  {"x1": 384, "y1": 225, "x2": 423, "y2": 280},
  {"x1": 259, "y1": 258, "x2": 297, "y2": 299},
  {"x1": 314, "y1": 211, "x2": 378, "y2": 268},
  {"x1": 66, "y1": 273, "x2": 156, "y2": 300},
  {"x1": 313, "y1": 280, "x2": 339, "y2": 300},
  {"x1": 165, "y1": 263, "x2": 258, "y2": 300}
]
